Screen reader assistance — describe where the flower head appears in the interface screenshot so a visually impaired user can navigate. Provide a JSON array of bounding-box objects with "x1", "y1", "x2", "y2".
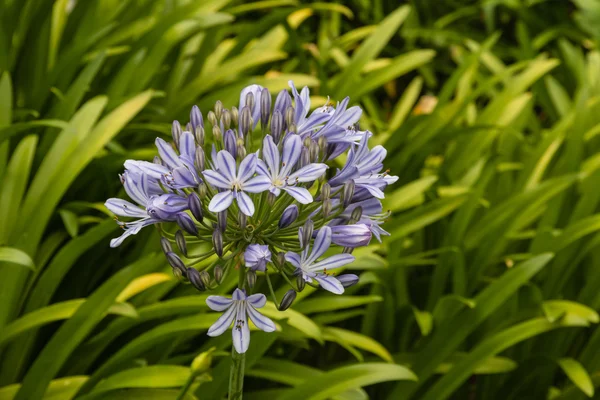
[
  {"x1": 206, "y1": 289, "x2": 276, "y2": 353},
  {"x1": 245, "y1": 244, "x2": 271, "y2": 271}
]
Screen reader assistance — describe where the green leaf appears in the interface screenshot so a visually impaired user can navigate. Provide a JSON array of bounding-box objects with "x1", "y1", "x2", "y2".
[
  {"x1": 0, "y1": 300, "x2": 138, "y2": 347},
  {"x1": 390, "y1": 253, "x2": 554, "y2": 399},
  {"x1": 420, "y1": 318, "x2": 589, "y2": 400},
  {"x1": 59, "y1": 209, "x2": 79, "y2": 238},
  {"x1": 13, "y1": 254, "x2": 163, "y2": 400},
  {"x1": 412, "y1": 308, "x2": 433, "y2": 336},
  {"x1": 323, "y1": 327, "x2": 393, "y2": 362},
  {"x1": 91, "y1": 366, "x2": 190, "y2": 394},
  {"x1": 294, "y1": 295, "x2": 382, "y2": 314},
  {"x1": 543, "y1": 300, "x2": 600, "y2": 324},
  {"x1": 0, "y1": 247, "x2": 35, "y2": 270},
  {"x1": 390, "y1": 195, "x2": 468, "y2": 237},
  {"x1": 0, "y1": 376, "x2": 88, "y2": 400},
  {"x1": 558, "y1": 358, "x2": 595, "y2": 397},
  {"x1": 0, "y1": 134, "x2": 37, "y2": 242},
  {"x1": 279, "y1": 363, "x2": 416, "y2": 400},
  {"x1": 332, "y1": 5, "x2": 411, "y2": 98},
  {"x1": 383, "y1": 175, "x2": 438, "y2": 212},
  {"x1": 261, "y1": 302, "x2": 322, "y2": 343}
]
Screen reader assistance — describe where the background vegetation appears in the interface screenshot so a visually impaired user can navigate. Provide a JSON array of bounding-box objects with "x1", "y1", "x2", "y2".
[{"x1": 1, "y1": 0, "x2": 600, "y2": 399}]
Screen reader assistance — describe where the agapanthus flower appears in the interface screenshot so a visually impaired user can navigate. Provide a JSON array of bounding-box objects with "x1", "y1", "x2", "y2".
[
  {"x1": 257, "y1": 134, "x2": 327, "y2": 203},
  {"x1": 285, "y1": 226, "x2": 355, "y2": 294},
  {"x1": 207, "y1": 289, "x2": 276, "y2": 353},
  {"x1": 244, "y1": 244, "x2": 271, "y2": 271},
  {"x1": 203, "y1": 151, "x2": 271, "y2": 216},
  {"x1": 105, "y1": 81, "x2": 399, "y2": 355}
]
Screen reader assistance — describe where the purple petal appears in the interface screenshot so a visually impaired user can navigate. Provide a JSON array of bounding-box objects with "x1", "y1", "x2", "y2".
[
  {"x1": 232, "y1": 288, "x2": 246, "y2": 301},
  {"x1": 207, "y1": 304, "x2": 236, "y2": 337},
  {"x1": 247, "y1": 293, "x2": 267, "y2": 308},
  {"x1": 262, "y1": 135, "x2": 280, "y2": 176},
  {"x1": 178, "y1": 131, "x2": 196, "y2": 160},
  {"x1": 298, "y1": 112, "x2": 330, "y2": 135},
  {"x1": 208, "y1": 190, "x2": 233, "y2": 212},
  {"x1": 243, "y1": 175, "x2": 271, "y2": 193},
  {"x1": 247, "y1": 305, "x2": 276, "y2": 332},
  {"x1": 285, "y1": 252, "x2": 302, "y2": 268},
  {"x1": 313, "y1": 274, "x2": 344, "y2": 294},
  {"x1": 309, "y1": 253, "x2": 355, "y2": 272},
  {"x1": 289, "y1": 163, "x2": 328, "y2": 183},
  {"x1": 238, "y1": 154, "x2": 257, "y2": 183},
  {"x1": 105, "y1": 198, "x2": 147, "y2": 218},
  {"x1": 206, "y1": 295, "x2": 233, "y2": 311},
  {"x1": 155, "y1": 138, "x2": 183, "y2": 169},
  {"x1": 124, "y1": 160, "x2": 169, "y2": 180},
  {"x1": 203, "y1": 170, "x2": 231, "y2": 189},
  {"x1": 216, "y1": 150, "x2": 237, "y2": 182},
  {"x1": 280, "y1": 134, "x2": 302, "y2": 176},
  {"x1": 232, "y1": 304, "x2": 250, "y2": 353},
  {"x1": 281, "y1": 186, "x2": 313, "y2": 204},
  {"x1": 330, "y1": 224, "x2": 372, "y2": 247},
  {"x1": 123, "y1": 172, "x2": 150, "y2": 205},
  {"x1": 307, "y1": 226, "x2": 332, "y2": 264},
  {"x1": 172, "y1": 167, "x2": 197, "y2": 188},
  {"x1": 110, "y1": 218, "x2": 158, "y2": 247},
  {"x1": 256, "y1": 159, "x2": 271, "y2": 177},
  {"x1": 329, "y1": 166, "x2": 359, "y2": 187},
  {"x1": 236, "y1": 191, "x2": 255, "y2": 216}
]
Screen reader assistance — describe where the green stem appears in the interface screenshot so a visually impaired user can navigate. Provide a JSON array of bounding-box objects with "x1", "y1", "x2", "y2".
[
  {"x1": 228, "y1": 263, "x2": 246, "y2": 399},
  {"x1": 175, "y1": 373, "x2": 195, "y2": 400},
  {"x1": 228, "y1": 345, "x2": 246, "y2": 400}
]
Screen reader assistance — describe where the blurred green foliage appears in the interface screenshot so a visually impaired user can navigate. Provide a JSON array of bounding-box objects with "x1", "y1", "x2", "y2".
[{"x1": 2, "y1": 0, "x2": 600, "y2": 399}]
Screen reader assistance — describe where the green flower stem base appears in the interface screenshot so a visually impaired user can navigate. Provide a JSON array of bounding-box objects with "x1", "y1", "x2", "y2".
[{"x1": 228, "y1": 346, "x2": 246, "y2": 400}]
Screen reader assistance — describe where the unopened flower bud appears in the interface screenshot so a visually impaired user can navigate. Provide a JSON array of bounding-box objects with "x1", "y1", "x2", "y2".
[
  {"x1": 214, "y1": 100, "x2": 223, "y2": 120},
  {"x1": 321, "y1": 183, "x2": 331, "y2": 201},
  {"x1": 337, "y1": 274, "x2": 359, "y2": 288},
  {"x1": 231, "y1": 106, "x2": 239, "y2": 127},
  {"x1": 240, "y1": 106, "x2": 252, "y2": 135},
  {"x1": 343, "y1": 180, "x2": 355, "y2": 208},
  {"x1": 274, "y1": 89, "x2": 291, "y2": 117},
  {"x1": 194, "y1": 146, "x2": 205, "y2": 172},
  {"x1": 236, "y1": 142, "x2": 247, "y2": 159},
  {"x1": 285, "y1": 106, "x2": 295, "y2": 127},
  {"x1": 224, "y1": 129, "x2": 237, "y2": 157},
  {"x1": 296, "y1": 275, "x2": 305, "y2": 292},
  {"x1": 276, "y1": 252, "x2": 286, "y2": 268},
  {"x1": 212, "y1": 125, "x2": 222, "y2": 142},
  {"x1": 238, "y1": 211, "x2": 247, "y2": 231},
  {"x1": 260, "y1": 88, "x2": 271, "y2": 129},
  {"x1": 172, "y1": 120, "x2": 182, "y2": 146},
  {"x1": 214, "y1": 265, "x2": 224, "y2": 284},
  {"x1": 245, "y1": 92, "x2": 255, "y2": 111},
  {"x1": 310, "y1": 141, "x2": 320, "y2": 162},
  {"x1": 300, "y1": 220, "x2": 314, "y2": 249},
  {"x1": 190, "y1": 105, "x2": 204, "y2": 129},
  {"x1": 198, "y1": 183, "x2": 207, "y2": 200},
  {"x1": 194, "y1": 126, "x2": 205, "y2": 146},
  {"x1": 278, "y1": 289, "x2": 297, "y2": 311},
  {"x1": 218, "y1": 210, "x2": 227, "y2": 232},
  {"x1": 207, "y1": 110, "x2": 217, "y2": 127},
  {"x1": 303, "y1": 137, "x2": 312, "y2": 148},
  {"x1": 350, "y1": 206, "x2": 363, "y2": 224},
  {"x1": 270, "y1": 110, "x2": 283, "y2": 143},
  {"x1": 322, "y1": 199, "x2": 332, "y2": 217},
  {"x1": 246, "y1": 270, "x2": 257, "y2": 288},
  {"x1": 176, "y1": 213, "x2": 198, "y2": 236},
  {"x1": 186, "y1": 122, "x2": 192, "y2": 132},
  {"x1": 166, "y1": 252, "x2": 186, "y2": 274},
  {"x1": 221, "y1": 109, "x2": 231, "y2": 130},
  {"x1": 300, "y1": 146, "x2": 310, "y2": 167},
  {"x1": 318, "y1": 136, "x2": 327, "y2": 154},
  {"x1": 175, "y1": 230, "x2": 187, "y2": 257},
  {"x1": 153, "y1": 155, "x2": 163, "y2": 166},
  {"x1": 200, "y1": 270, "x2": 211, "y2": 288},
  {"x1": 187, "y1": 268, "x2": 205, "y2": 291},
  {"x1": 160, "y1": 237, "x2": 172, "y2": 254},
  {"x1": 279, "y1": 205, "x2": 298, "y2": 229},
  {"x1": 287, "y1": 123, "x2": 297, "y2": 134},
  {"x1": 191, "y1": 348, "x2": 215, "y2": 376},
  {"x1": 267, "y1": 191, "x2": 277, "y2": 206},
  {"x1": 213, "y1": 229, "x2": 223, "y2": 257}
]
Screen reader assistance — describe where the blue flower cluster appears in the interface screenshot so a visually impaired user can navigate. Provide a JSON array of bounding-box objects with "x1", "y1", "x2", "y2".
[{"x1": 105, "y1": 81, "x2": 397, "y2": 353}]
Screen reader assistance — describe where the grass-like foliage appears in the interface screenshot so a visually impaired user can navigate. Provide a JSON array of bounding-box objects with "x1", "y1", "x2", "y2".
[{"x1": 1, "y1": 0, "x2": 600, "y2": 399}]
